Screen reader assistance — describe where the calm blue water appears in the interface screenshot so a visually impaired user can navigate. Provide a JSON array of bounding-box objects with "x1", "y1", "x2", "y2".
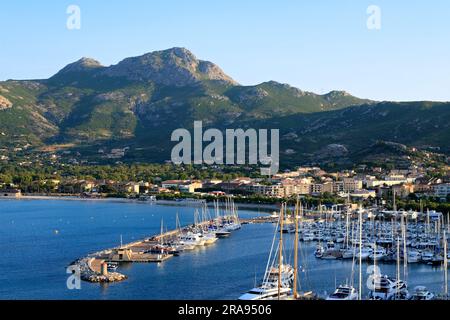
[{"x1": 0, "y1": 199, "x2": 447, "y2": 300}]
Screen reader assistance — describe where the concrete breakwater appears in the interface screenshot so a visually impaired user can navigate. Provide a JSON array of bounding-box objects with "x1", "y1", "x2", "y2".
[{"x1": 72, "y1": 216, "x2": 275, "y2": 283}]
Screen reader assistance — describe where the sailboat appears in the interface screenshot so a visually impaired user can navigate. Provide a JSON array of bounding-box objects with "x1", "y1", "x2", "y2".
[
  {"x1": 212, "y1": 199, "x2": 231, "y2": 238},
  {"x1": 223, "y1": 197, "x2": 241, "y2": 231},
  {"x1": 199, "y1": 205, "x2": 218, "y2": 245},
  {"x1": 239, "y1": 203, "x2": 294, "y2": 300},
  {"x1": 148, "y1": 218, "x2": 180, "y2": 255}
]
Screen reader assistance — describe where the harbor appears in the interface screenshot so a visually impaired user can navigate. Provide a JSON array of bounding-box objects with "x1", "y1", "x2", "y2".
[
  {"x1": 1, "y1": 198, "x2": 449, "y2": 300},
  {"x1": 70, "y1": 199, "x2": 274, "y2": 284},
  {"x1": 238, "y1": 200, "x2": 450, "y2": 300},
  {"x1": 64, "y1": 197, "x2": 450, "y2": 300}
]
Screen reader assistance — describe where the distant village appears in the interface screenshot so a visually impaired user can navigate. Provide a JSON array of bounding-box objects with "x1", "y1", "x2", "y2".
[{"x1": 1, "y1": 165, "x2": 449, "y2": 203}]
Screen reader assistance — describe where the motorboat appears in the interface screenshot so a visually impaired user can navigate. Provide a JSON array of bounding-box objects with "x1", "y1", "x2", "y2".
[
  {"x1": 356, "y1": 247, "x2": 373, "y2": 260},
  {"x1": 201, "y1": 231, "x2": 218, "y2": 245},
  {"x1": 238, "y1": 286, "x2": 292, "y2": 300},
  {"x1": 178, "y1": 232, "x2": 205, "y2": 247},
  {"x1": 215, "y1": 228, "x2": 231, "y2": 238},
  {"x1": 326, "y1": 284, "x2": 358, "y2": 300},
  {"x1": 239, "y1": 263, "x2": 295, "y2": 300},
  {"x1": 421, "y1": 250, "x2": 434, "y2": 263},
  {"x1": 369, "y1": 248, "x2": 387, "y2": 261},
  {"x1": 341, "y1": 248, "x2": 356, "y2": 259},
  {"x1": 408, "y1": 251, "x2": 422, "y2": 263},
  {"x1": 411, "y1": 286, "x2": 435, "y2": 300},
  {"x1": 368, "y1": 275, "x2": 409, "y2": 300},
  {"x1": 314, "y1": 245, "x2": 325, "y2": 258}
]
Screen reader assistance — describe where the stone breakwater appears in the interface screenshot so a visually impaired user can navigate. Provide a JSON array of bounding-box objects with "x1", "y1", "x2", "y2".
[
  {"x1": 83, "y1": 272, "x2": 128, "y2": 283},
  {"x1": 74, "y1": 256, "x2": 128, "y2": 284},
  {"x1": 71, "y1": 216, "x2": 275, "y2": 284}
]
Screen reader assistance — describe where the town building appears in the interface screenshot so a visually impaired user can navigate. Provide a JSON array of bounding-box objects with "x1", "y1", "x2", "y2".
[
  {"x1": 433, "y1": 183, "x2": 450, "y2": 198},
  {"x1": 0, "y1": 189, "x2": 22, "y2": 198}
]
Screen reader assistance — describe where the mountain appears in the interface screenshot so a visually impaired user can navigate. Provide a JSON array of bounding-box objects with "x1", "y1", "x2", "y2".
[
  {"x1": 102, "y1": 47, "x2": 237, "y2": 86},
  {"x1": 0, "y1": 47, "x2": 448, "y2": 168},
  {"x1": 250, "y1": 101, "x2": 450, "y2": 167}
]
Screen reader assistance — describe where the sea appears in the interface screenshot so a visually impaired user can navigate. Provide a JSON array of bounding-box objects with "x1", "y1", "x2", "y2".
[{"x1": 0, "y1": 199, "x2": 447, "y2": 300}]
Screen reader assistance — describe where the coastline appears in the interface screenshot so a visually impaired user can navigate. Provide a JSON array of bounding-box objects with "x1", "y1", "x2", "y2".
[{"x1": 5, "y1": 195, "x2": 279, "y2": 213}]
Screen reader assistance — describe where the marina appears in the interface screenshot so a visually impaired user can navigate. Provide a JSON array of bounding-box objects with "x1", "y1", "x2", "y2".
[
  {"x1": 1, "y1": 198, "x2": 449, "y2": 300},
  {"x1": 71, "y1": 199, "x2": 267, "y2": 283}
]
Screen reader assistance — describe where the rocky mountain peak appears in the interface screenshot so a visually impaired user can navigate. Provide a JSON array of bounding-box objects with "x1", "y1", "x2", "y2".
[
  {"x1": 55, "y1": 57, "x2": 104, "y2": 75},
  {"x1": 102, "y1": 47, "x2": 238, "y2": 86}
]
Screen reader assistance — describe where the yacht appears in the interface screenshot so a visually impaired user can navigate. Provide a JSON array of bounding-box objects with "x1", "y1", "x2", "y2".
[
  {"x1": 178, "y1": 232, "x2": 204, "y2": 247},
  {"x1": 147, "y1": 244, "x2": 179, "y2": 255},
  {"x1": 302, "y1": 232, "x2": 315, "y2": 242},
  {"x1": 341, "y1": 248, "x2": 356, "y2": 259},
  {"x1": 368, "y1": 275, "x2": 409, "y2": 300},
  {"x1": 224, "y1": 222, "x2": 241, "y2": 231},
  {"x1": 238, "y1": 265, "x2": 295, "y2": 300},
  {"x1": 408, "y1": 251, "x2": 422, "y2": 263},
  {"x1": 238, "y1": 287, "x2": 292, "y2": 300},
  {"x1": 215, "y1": 228, "x2": 231, "y2": 238},
  {"x1": 321, "y1": 242, "x2": 341, "y2": 260},
  {"x1": 411, "y1": 286, "x2": 435, "y2": 300},
  {"x1": 369, "y1": 248, "x2": 387, "y2": 261},
  {"x1": 314, "y1": 245, "x2": 325, "y2": 258},
  {"x1": 421, "y1": 250, "x2": 434, "y2": 263},
  {"x1": 326, "y1": 285, "x2": 358, "y2": 300},
  {"x1": 240, "y1": 204, "x2": 295, "y2": 301},
  {"x1": 430, "y1": 254, "x2": 444, "y2": 266},
  {"x1": 356, "y1": 247, "x2": 373, "y2": 260},
  {"x1": 201, "y1": 231, "x2": 218, "y2": 245}
]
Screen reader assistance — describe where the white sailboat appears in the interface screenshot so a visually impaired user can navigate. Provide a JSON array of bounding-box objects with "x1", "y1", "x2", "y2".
[{"x1": 239, "y1": 203, "x2": 293, "y2": 300}]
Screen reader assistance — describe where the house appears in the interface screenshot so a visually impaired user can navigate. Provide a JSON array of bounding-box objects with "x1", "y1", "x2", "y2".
[
  {"x1": 178, "y1": 181, "x2": 202, "y2": 193},
  {"x1": 342, "y1": 178, "x2": 363, "y2": 192},
  {"x1": 0, "y1": 189, "x2": 22, "y2": 198},
  {"x1": 433, "y1": 183, "x2": 450, "y2": 198},
  {"x1": 310, "y1": 182, "x2": 333, "y2": 195},
  {"x1": 392, "y1": 183, "x2": 415, "y2": 198},
  {"x1": 108, "y1": 248, "x2": 133, "y2": 262},
  {"x1": 246, "y1": 183, "x2": 285, "y2": 198},
  {"x1": 161, "y1": 180, "x2": 202, "y2": 193},
  {"x1": 118, "y1": 182, "x2": 140, "y2": 194},
  {"x1": 280, "y1": 178, "x2": 311, "y2": 196}
]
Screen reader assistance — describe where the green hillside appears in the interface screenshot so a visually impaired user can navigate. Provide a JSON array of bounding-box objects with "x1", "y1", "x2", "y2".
[{"x1": 0, "y1": 48, "x2": 448, "y2": 167}]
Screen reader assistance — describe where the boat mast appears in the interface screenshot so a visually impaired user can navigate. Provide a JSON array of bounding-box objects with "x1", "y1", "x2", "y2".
[
  {"x1": 358, "y1": 209, "x2": 362, "y2": 300},
  {"x1": 444, "y1": 230, "x2": 448, "y2": 299},
  {"x1": 346, "y1": 208, "x2": 350, "y2": 249},
  {"x1": 402, "y1": 215, "x2": 408, "y2": 282},
  {"x1": 278, "y1": 203, "x2": 284, "y2": 300},
  {"x1": 396, "y1": 236, "x2": 401, "y2": 299},
  {"x1": 293, "y1": 197, "x2": 300, "y2": 300},
  {"x1": 160, "y1": 218, "x2": 164, "y2": 245}
]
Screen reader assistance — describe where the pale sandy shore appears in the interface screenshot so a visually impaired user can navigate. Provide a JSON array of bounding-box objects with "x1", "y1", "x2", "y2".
[{"x1": 6, "y1": 195, "x2": 278, "y2": 213}]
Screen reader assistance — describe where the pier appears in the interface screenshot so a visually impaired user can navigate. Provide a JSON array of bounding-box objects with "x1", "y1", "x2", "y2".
[{"x1": 72, "y1": 216, "x2": 275, "y2": 283}]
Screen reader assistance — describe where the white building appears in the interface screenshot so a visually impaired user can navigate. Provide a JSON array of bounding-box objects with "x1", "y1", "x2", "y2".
[{"x1": 433, "y1": 184, "x2": 450, "y2": 198}]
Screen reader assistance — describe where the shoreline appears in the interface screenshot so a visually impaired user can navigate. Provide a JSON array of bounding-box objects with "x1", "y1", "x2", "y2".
[{"x1": 3, "y1": 195, "x2": 279, "y2": 213}]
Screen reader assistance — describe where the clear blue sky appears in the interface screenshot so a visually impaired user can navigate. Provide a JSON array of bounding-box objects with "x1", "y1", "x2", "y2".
[{"x1": 1, "y1": 1, "x2": 449, "y2": 101}]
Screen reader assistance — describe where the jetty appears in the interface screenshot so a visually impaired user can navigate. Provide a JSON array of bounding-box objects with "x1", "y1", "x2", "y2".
[{"x1": 71, "y1": 215, "x2": 275, "y2": 284}]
